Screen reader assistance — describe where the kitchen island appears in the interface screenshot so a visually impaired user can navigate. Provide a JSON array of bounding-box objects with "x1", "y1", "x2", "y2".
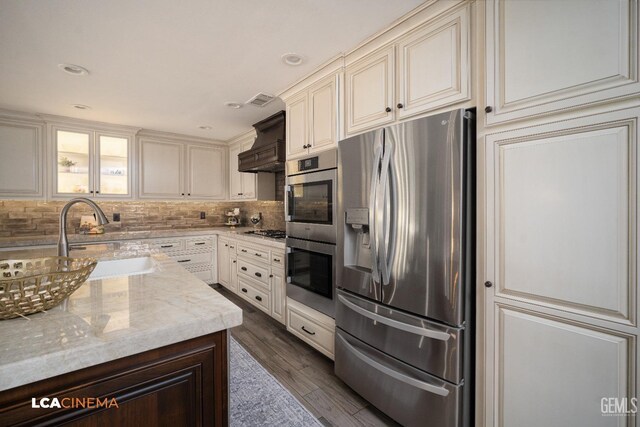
[{"x1": 0, "y1": 246, "x2": 242, "y2": 426}]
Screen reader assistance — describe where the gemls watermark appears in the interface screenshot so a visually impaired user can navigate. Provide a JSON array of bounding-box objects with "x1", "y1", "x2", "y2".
[
  {"x1": 601, "y1": 397, "x2": 638, "y2": 416},
  {"x1": 31, "y1": 397, "x2": 119, "y2": 409}
]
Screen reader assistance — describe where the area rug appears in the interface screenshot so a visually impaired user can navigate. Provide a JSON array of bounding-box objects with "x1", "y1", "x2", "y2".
[{"x1": 229, "y1": 337, "x2": 323, "y2": 427}]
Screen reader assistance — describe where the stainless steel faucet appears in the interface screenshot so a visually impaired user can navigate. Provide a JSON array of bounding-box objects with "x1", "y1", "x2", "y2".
[{"x1": 57, "y1": 198, "x2": 109, "y2": 257}]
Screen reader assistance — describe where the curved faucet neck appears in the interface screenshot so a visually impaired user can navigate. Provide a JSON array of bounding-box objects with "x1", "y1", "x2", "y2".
[{"x1": 57, "y1": 198, "x2": 109, "y2": 258}]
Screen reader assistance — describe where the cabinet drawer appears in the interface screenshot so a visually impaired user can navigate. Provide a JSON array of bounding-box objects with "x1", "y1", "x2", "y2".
[
  {"x1": 271, "y1": 252, "x2": 285, "y2": 267},
  {"x1": 149, "y1": 239, "x2": 184, "y2": 251},
  {"x1": 238, "y1": 277, "x2": 270, "y2": 314},
  {"x1": 237, "y1": 243, "x2": 269, "y2": 263},
  {"x1": 287, "y1": 303, "x2": 335, "y2": 359},
  {"x1": 237, "y1": 258, "x2": 270, "y2": 287},
  {"x1": 185, "y1": 238, "x2": 214, "y2": 250},
  {"x1": 170, "y1": 251, "x2": 212, "y2": 265}
]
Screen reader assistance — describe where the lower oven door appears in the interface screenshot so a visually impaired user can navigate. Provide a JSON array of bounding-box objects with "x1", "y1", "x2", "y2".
[
  {"x1": 335, "y1": 329, "x2": 462, "y2": 427},
  {"x1": 286, "y1": 237, "x2": 336, "y2": 318}
]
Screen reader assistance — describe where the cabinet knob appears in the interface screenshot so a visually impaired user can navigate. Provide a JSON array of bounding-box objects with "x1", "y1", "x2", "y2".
[
  {"x1": 238, "y1": 193, "x2": 243, "y2": 196},
  {"x1": 187, "y1": 193, "x2": 191, "y2": 196},
  {"x1": 181, "y1": 193, "x2": 185, "y2": 196},
  {"x1": 241, "y1": 288, "x2": 247, "y2": 293},
  {"x1": 233, "y1": 260, "x2": 236, "y2": 263},
  {"x1": 224, "y1": 244, "x2": 228, "y2": 247},
  {"x1": 255, "y1": 295, "x2": 262, "y2": 302},
  {"x1": 397, "y1": 103, "x2": 404, "y2": 109},
  {"x1": 95, "y1": 190, "x2": 100, "y2": 194},
  {"x1": 269, "y1": 274, "x2": 273, "y2": 278},
  {"x1": 484, "y1": 281, "x2": 493, "y2": 288},
  {"x1": 255, "y1": 272, "x2": 262, "y2": 278},
  {"x1": 385, "y1": 107, "x2": 392, "y2": 113},
  {"x1": 485, "y1": 106, "x2": 493, "y2": 113}
]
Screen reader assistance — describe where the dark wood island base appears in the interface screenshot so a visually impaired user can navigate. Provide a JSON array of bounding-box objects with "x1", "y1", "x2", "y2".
[{"x1": 0, "y1": 330, "x2": 228, "y2": 427}]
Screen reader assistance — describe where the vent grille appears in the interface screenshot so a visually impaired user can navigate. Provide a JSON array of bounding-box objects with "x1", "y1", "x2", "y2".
[{"x1": 247, "y1": 93, "x2": 275, "y2": 107}]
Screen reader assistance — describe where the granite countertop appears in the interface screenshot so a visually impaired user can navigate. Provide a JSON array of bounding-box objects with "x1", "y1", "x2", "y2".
[
  {"x1": 0, "y1": 227, "x2": 287, "y2": 250},
  {"x1": 0, "y1": 242, "x2": 243, "y2": 391}
]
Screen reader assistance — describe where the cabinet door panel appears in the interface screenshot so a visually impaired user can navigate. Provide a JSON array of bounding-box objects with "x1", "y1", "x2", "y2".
[
  {"x1": 398, "y1": 5, "x2": 469, "y2": 119},
  {"x1": 309, "y1": 75, "x2": 337, "y2": 152},
  {"x1": 286, "y1": 91, "x2": 308, "y2": 158},
  {"x1": 97, "y1": 134, "x2": 131, "y2": 197},
  {"x1": 228, "y1": 144, "x2": 243, "y2": 199},
  {"x1": 217, "y1": 239, "x2": 230, "y2": 287},
  {"x1": 346, "y1": 46, "x2": 395, "y2": 135},
  {"x1": 188, "y1": 145, "x2": 225, "y2": 199},
  {"x1": 240, "y1": 141, "x2": 256, "y2": 198},
  {"x1": 55, "y1": 129, "x2": 91, "y2": 196},
  {"x1": 139, "y1": 139, "x2": 183, "y2": 199},
  {"x1": 271, "y1": 267, "x2": 286, "y2": 324},
  {"x1": 486, "y1": 0, "x2": 639, "y2": 124},
  {"x1": 495, "y1": 306, "x2": 630, "y2": 427},
  {"x1": 0, "y1": 122, "x2": 42, "y2": 197},
  {"x1": 489, "y1": 112, "x2": 637, "y2": 324}
]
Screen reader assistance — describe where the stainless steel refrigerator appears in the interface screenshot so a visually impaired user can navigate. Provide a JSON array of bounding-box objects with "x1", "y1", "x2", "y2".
[{"x1": 335, "y1": 108, "x2": 475, "y2": 427}]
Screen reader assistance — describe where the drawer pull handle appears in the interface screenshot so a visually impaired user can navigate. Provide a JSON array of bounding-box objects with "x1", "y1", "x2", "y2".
[
  {"x1": 233, "y1": 260, "x2": 237, "y2": 264},
  {"x1": 241, "y1": 288, "x2": 247, "y2": 293},
  {"x1": 269, "y1": 274, "x2": 273, "y2": 278},
  {"x1": 241, "y1": 249, "x2": 247, "y2": 252},
  {"x1": 255, "y1": 272, "x2": 262, "y2": 278},
  {"x1": 255, "y1": 253, "x2": 262, "y2": 257},
  {"x1": 255, "y1": 296, "x2": 262, "y2": 302},
  {"x1": 161, "y1": 245, "x2": 173, "y2": 248},
  {"x1": 301, "y1": 326, "x2": 316, "y2": 336},
  {"x1": 195, "y1": 242, "x2": 206, "y2": 245},
  {"x1": 230, "y1": 246, "x2": 235, "y2": 249},
  {"x1": 177, "y1": 259, "x2": 191, "y2": 263},
  {"x1": 241, "y1": 267, "x2": 247, "y2": 271},
  {"x1": 273, "y1": 258, "x2": 280, "y2": 262}
]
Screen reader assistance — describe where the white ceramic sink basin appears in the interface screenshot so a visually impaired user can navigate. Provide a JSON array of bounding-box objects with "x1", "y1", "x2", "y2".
[{"x1": 89, "y1": 257, "x2": 155, "y2": 280}]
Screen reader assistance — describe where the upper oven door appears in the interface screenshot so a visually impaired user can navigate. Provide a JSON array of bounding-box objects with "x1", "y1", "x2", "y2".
[{"x1": 285, "y1": 168, "x2": 337, "y2": 244}]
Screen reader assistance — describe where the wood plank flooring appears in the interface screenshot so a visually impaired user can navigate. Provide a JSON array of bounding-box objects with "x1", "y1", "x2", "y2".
[{"x1": 214, "y1": 286, "x2": 400, "y2": 427}]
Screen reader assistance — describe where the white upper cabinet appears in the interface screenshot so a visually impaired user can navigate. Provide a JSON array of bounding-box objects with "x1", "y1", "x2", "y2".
[
  {"x1": 345, "y1": 3, "x2": 471, "y2": 135},
  {"x1": 285, "y1": 72, "x2": 340, "y2": 160},
  {"x1": 138, "y1": 137, "x2": 225, "y2": 200},
  {"x1": 397, "y1": 5, "x2": 469, "y2": 119},
  {"x1": 286, "y1": 91, "x2": 308, "y2": 159},
  {"x1": 485, "y1": 0, "x2": 639, "y2": 125},
  {"x1": 228, "y1": 134, "x2": 275, "y2": 200},
  {"x1": 345, "y1": 46, "x2": 395, "y2": 135},
  {"x1": 51, "y1": 125, "x2": 134, "y2": 199},
  {"x1": 187, "y1": 145, "x2": 225, "y2": 199},
  {"x1": 0, "y1": 118, "x2": 43, "y2": 198}
]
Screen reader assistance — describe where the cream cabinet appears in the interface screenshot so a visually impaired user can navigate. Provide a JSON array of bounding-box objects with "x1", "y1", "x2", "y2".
[
  {"x1": 484, "y1": 0, "x2": 639, "y2": 125},
  {"x1": 147, "y1": 235, "x2": 217, "y2": 284},
  {"x1": 482, "y1": 108, "x2": 639, "y2": 427},
  {"x1": 217, "y1": 237, "x2": 238, "y2": 293},
  {"x1": 345, "y1": 4, "x2": 470, "y2": 136},
  {"x1": 286, "y1": 298, "x2": 335, "y2": 359},
  {"x1": 227, "y1": 133, "x2": 275, "y2": 200},
  {"x1": 138, "y1": 137, "x2": 225, "y2": 200},
  {"x1": 285, "y1": 73, "x2": 339, "y2": 160},
  {"x1": 0, "y1": 118, "x2": 44, "y2": 198},
  {"x1": 50, "y1": 125, "x2": 134, "y2": 199}
]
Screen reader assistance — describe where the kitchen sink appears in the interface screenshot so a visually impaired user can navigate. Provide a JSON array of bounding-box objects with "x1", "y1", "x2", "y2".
[{"x1": 89, "y1": 256, "x2": 155, "y2": 280}]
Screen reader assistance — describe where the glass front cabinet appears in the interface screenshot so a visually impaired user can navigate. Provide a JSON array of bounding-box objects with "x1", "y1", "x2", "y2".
[{"x1": 51, "y1": 125, "x2": 134, "y2": 198}]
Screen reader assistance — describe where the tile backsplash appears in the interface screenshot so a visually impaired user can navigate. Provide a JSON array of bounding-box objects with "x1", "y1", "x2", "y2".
[{"x1": 0, "y1": 200, "x2": 285, "y2": 237}]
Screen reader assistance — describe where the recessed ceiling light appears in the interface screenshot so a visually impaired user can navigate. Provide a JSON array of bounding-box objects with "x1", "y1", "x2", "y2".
[
  {"x1": 281, "y1": 53, "x2": 303, "y2": 66},
  {"x1": 72, "y1": 104, "x2": 91, "y2": 110},
  {"x1": 198, "y1": 125, "x2": 212, "y2": 130},
  {"x1": 58, "y1": 63, "x2": 90, "y2": 76},
  {"x1": 224, "y1": 102, "x2": 243, "y2": 109}
]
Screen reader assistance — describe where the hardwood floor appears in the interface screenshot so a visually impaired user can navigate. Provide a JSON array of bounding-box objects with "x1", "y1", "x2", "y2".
[{"x1": 214, "y1": 286, "x2": 400, "y2": 427}]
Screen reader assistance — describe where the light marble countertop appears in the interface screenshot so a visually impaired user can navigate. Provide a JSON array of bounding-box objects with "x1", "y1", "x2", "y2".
[
  {"x1": 0, "y1": 243, "x2": 243, "y2": 391},
  {"x1": 0, "y1": 227, "x2": 286, "y2": 250}
]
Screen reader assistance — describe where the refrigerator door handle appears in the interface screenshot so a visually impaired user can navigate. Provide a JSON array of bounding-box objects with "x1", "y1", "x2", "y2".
[
  {"x1": 378, "y1": 139, "x2": 393, "y2": 286},
  {"x1": 338, "y1": 295, "x2": 451, "y2": 341},
  {"x1": 369, "y1": 135, "x2": 383, "y2": 283},
  {"x1": 336, "y1": 333, "x2": 450, "y2": 397}
]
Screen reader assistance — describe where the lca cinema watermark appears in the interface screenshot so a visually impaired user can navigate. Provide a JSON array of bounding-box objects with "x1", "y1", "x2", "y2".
[
  {"x1": 31, "y1": 396, "x2": 119, "y2": 409},
  {"x1": 601, "y1": 397, "x2": 638, "y2": 416}
]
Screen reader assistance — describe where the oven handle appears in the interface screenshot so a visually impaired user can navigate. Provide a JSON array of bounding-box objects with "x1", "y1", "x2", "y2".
[{"x1": 284, "y1": 185, "x2": 293, "y2": 222}]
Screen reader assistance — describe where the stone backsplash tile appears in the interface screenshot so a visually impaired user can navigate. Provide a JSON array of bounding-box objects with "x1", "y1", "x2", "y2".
[{"x1": 0, "y1": 200, "x2": 285, "y2": 237}]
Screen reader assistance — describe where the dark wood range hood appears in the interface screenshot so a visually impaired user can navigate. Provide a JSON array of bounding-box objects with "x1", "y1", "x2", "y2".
[{"x1": 238, "y1": 110, "x2": 285, "y2": 173}]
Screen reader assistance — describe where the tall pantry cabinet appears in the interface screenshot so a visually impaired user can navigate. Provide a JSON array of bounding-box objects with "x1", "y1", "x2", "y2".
[{"x1": 479, "y1": 0, "x2": 640, "y2": 426}]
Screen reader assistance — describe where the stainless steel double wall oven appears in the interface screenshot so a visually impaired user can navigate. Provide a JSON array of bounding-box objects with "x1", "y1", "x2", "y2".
[{"x1": 285, "y1": 149, "x2": 338, "y2": 317}]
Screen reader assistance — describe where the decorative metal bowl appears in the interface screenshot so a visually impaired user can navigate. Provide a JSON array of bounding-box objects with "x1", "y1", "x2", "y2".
[{"x1": 0, "y1": 257, "x2": 97, "y2": 320}]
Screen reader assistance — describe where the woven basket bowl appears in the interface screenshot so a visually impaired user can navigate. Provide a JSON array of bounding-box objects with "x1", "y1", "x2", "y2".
[{"x1": 0, "y1": 257, "x2": 97, "y2": 320}]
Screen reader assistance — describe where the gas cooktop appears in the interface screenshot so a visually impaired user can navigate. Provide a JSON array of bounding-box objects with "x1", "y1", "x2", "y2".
[{"x1": 244, "y1": 229, "x2": 286, "y2": 239}]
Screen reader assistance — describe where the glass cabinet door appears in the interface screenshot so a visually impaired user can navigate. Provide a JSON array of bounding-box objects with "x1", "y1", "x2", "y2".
[
  {"x1": 97, "y1": 135, "x2": 129, "y2": 196},
  {"x1": 56, "y1": 130, "x2": 90, "y2": 194}
]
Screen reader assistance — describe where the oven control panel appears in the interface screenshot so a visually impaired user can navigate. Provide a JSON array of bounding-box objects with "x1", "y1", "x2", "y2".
[{"x1": 298, "y1": 156, "x2": 319, "y2": 171}]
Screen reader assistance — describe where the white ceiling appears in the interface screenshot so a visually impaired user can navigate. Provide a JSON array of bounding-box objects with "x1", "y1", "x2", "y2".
[{"x1": 0, "y1": 0, "x2": 424, "y2": 141}]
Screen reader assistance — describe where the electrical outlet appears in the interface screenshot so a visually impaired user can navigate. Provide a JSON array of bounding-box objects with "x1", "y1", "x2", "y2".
[
  {"x1": 113, "y1": 213, "x2": 121, "y2": 222},
  {"x1": 200, "y1": 211, "x2": 206, "y2": 220}
]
